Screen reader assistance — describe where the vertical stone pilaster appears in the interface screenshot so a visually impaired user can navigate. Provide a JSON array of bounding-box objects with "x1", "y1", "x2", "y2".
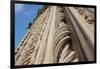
[{"x1": 43, "y1": 6, "x2": 57, "y2": 64}]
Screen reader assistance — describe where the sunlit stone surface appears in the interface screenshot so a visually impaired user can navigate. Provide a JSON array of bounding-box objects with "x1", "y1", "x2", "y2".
[{"x1": 15, "y1": 6, "x2": 95, "y2": 65}]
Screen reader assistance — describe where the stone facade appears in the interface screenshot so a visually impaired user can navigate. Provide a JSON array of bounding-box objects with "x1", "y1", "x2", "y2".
[{"x1": 15, "y1": 6, "x2": 95, "y2": 65}]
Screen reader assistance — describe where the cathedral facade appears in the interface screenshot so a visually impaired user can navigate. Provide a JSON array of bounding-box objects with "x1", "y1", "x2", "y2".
[{"x1": 15, "y1": 6, "x2": 95, "y2": 65}]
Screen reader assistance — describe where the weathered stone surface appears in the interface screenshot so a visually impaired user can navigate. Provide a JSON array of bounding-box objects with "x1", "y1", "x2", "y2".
[{"x1": 15, "y1": 6, "x2": 95, "y2": 65}]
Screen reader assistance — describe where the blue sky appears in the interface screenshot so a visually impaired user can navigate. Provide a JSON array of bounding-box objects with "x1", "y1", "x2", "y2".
[{"x1": 15, "y1": 4, "x2": 43, "y2": 48}]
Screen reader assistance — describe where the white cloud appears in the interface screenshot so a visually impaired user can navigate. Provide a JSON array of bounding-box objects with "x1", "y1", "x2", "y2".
[{"x1": 15, "y1": 4, "x2": 24, "y2": 13}]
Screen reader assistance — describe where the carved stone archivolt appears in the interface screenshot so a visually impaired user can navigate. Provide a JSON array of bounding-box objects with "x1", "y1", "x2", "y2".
[{"x1": 53, "y1": 6, "x2": 78, "y2": 63}]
